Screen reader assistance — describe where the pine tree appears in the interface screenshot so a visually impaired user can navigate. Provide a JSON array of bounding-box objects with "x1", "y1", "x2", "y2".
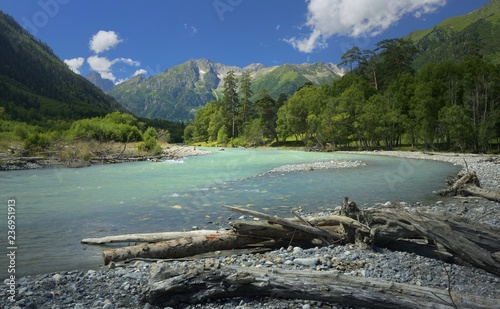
[
  {"x1": 239, "y1": 71, "x2": 253, "y2": 130},
  {"x1": 223, "y1": 70, "x2": 239, "y2": 138}
]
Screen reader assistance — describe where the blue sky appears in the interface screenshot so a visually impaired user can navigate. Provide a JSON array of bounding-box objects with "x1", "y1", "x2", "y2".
[{"x1": 0, "y1": 0, "x2": 492, "y2": 84}]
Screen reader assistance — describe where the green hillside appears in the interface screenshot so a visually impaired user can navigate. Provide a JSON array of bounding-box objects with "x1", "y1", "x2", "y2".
[
  {"x1": 0, "y1": 11, "x2": 126, "y2": 125},
  {"x1": 408, "y1": 0, "x2": 500, "y2": 67}
]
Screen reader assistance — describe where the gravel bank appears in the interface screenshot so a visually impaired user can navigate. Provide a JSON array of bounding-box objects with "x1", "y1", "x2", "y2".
[
  {"x1": 264, "y1": 160, "x2": 366, "y2": 174},
  {"x1": 2, "y1": 151, "x2": 499, "y2": 309},
  {"x1": 342, "y1": 150, "x2": 500, "y2": 191}
]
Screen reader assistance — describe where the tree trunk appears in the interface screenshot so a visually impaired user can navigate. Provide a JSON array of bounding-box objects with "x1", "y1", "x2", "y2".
[
  {"x1": 438, "y1": 172, "x2": 500, "y2": 202},
  {"x1": 102, "y1": 231, "x2": 262, "y2": 265},
  {"x1": 366, "y1": 209, "x2": 500, "y2": 277},
  {"x1": 144, "y1": 263, "x2": 500, "y2": 308},
  {"x1": 81, "y1": 230, "x2": 226, "y2": 244},
  {"x1": 223, "y1": 205, "x2": 343, "y2": 244}
]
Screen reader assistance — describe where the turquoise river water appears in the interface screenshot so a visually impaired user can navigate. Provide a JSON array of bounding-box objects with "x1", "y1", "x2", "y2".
[{"x1": 0, "y1": 148, "x2": 460, "y2": 277}]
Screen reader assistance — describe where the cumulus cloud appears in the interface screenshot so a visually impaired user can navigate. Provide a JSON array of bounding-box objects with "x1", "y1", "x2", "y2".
[
  {"x1": 64, "y1": 57, "x2": 85, "y2": 74},
  {"x1": 87, "y1": 55, "x2": 141, "y2": 82},
  {"x1": 89, "y1": 30, "x2": 122, "y2": 54},
  {"x1": 286, "y1": 0, "x2": 447, "y2": 53},
  {"x1": 133, "y1": 69, "x2": 147, "y2": 76}
]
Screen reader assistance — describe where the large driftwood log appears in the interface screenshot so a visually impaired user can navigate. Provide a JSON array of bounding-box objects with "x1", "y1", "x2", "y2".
[
  {"x1": 224, "y1": 205, "x2": 343, "y2": 244},
  {"x1": 102, "y1": 230, "x2": 262, "y2": 265},
  {"x1": 81, "y1": 230, "x2": 224, "y2": 244},
  {"x1": 227, "y1": 206, "x2": 500, "y2": 277},
  {"x1": 144, "y1": 263, "x2": 500, "y2": 308},
  {"x1": 366, "y1": 209, "x2": 500, "y2": 277},
  {"x1": 229, "y1": 220, "x2": 341, "y2": 246}
]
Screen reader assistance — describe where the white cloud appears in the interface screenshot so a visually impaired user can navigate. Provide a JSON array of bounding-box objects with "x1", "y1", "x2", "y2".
[
  {"x1": 64, "y1": 57, "x2": 85, "y2": 74},
  {"x1": 287, "y1": 0, "x2": 447, "y2": 53},
  {"x1": 118, "y1": 58, "x2": 140, "y2": 66},
  {"x1": 133, "y1": 69, "x2": 147, "y2": 76},
  {"x1": 276, "y1": 24, "x2": 281, "y2": 31},
  {"x1": 89, "y1": 30, "x2": 122, "y2": 54},
  {"x1": 87, "y1": 56, "x2": 141, "y2": 82}
]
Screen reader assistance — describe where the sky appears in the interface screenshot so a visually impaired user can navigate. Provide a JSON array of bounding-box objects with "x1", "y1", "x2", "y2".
[{"x1": 0, "y1": 0, "x2": 493, "y2": 84}]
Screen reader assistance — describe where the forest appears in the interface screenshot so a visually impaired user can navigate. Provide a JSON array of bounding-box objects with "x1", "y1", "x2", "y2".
[{"x1": 184, "y1": 39, "x2": 500, "y2": 152}]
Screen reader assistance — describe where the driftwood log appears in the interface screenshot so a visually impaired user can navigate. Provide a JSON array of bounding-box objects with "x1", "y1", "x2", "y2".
[
  {"x1": 101, "y1": 230, "x2": 263, "y2": 265},
  {"x1": 90, "y1": 203, "x2": 500, "y2": 277},
  {"x1": 144, "y1": 263, "x2": 500, "y2": 308},
  {"x1": 438, "y1": 172, "x2": 500, "y2": 202},
  {"x1": 81, "y1": 230, "x2": 228, "y2": 244}
]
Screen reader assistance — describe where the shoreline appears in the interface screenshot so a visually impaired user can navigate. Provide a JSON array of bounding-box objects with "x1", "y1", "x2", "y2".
[
  {"x1": 2, "y1": 150, "x2": 499, "y2": 308},
  {"x1": 0, "y1": 144, "x2": 213, "y2": 171},
  {"x1": 338, "y1": 150, "x2": 500, "y2": 191}
]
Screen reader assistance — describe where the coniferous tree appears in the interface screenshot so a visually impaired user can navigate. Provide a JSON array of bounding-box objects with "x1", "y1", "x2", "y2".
[
  {"x1": 223, "y1": 70, "x2": 239, "y2": 138},
  {"x1": 239, "y1": 71, "x2": 253, "y2": 133}
]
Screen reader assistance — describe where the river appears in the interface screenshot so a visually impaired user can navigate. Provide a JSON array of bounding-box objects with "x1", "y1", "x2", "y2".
[{"x1": 0, "y1": 148, "x2": 460, "y2": 277}]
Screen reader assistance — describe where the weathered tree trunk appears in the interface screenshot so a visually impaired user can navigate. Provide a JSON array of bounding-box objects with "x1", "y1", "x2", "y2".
[
  {"x1": 366, "y1": 209, "x2": 500, "y2": 277},
  {"x1": 102, "y1": 231, "x2": 262, "y2": 265},
  {"x1": 144, "y1": 263, "x2": 500, "y2": 308},
  {"x1": 224, "y1": 205, "x2": 343, "y2": 244},
  {"x1": 81, "y1": 230, "x2": 225, "y2": 244},
  {"x1": 229, "y1": 220, "x2": 340, "y2": 246},
  {"x1": 228, "y1": 206, "x2": 500, "y2": 277},
  {"x1": 463, "y1": 186, "x2": 500, "y2": 202},
  {"x1": 438, "y1": 172, "x2": 500, "y2": 202}
]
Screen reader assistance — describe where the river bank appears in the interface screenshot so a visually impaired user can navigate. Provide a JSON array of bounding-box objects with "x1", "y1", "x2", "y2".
[
  {"x1": 2, "y1": 151, "x2": 499, "y2": 308},
  {"x1": 0, "y1": 144, "x2": 213, "y2": 171},
  {"x1": 339, "y1": 150, "x2": 500, "y2": 191}
]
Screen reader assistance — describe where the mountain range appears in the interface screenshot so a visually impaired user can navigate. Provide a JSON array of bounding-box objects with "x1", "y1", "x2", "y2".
[{"x1": 107, "y1": 59, "x2": 344, "y2": 122}]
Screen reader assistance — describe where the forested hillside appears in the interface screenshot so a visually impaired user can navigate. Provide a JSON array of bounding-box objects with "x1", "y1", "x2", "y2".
[
  {"x1": 186, "y1": 38, "x2": 500, "y2": 152},
  {"x1": 0, "y1": 11, "x2": 184, "y2": 161},
  {"x1": 408, "y1": 0, "x2": 500, "y2": 67},
  {"x1": 0, "y1": 11, "x2": 125, "y2": 124}
]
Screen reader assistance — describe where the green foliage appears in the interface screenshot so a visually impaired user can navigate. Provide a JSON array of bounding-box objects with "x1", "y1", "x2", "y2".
[
  {"x1": 138, "y1": 127, "x2": 162, "y2": 155},
  {"x1": 24, "y1": 132, "x2": 52, "y2": 155},
  {"x1": 217, "y1": 125, "x2": 229, "y2": 145},
  {"x1": 272, "y1": 56, "x2": 499, "y2": 151},
  {"x1": 69, "y1": 113, "x2": 142, "y2": 143}
]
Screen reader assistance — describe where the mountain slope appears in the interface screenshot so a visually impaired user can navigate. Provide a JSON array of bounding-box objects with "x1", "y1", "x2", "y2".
[
  {"x1": 0, "y1": 11, "x2": 125, "y2": 124},
  {"x1": 86, "y1": 71, "x2": 115, "y2": 93},
  {"x1": 110, "y1": 59, "x2": 343, "y2": 121},
  {"x1": 407, "y1": 0, "x2": 500, "y2": 67}
]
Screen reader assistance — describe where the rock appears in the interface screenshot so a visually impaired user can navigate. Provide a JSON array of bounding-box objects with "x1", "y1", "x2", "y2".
[
  {"x1": 52, "y1": 274, "x2": 63, "y2": 284},
  {"x1": 292, "y1": 247, "x2": 302, "y2": 254},
  {"x1": 293, "y1": 258, "x2": 319, "y2": 267}
]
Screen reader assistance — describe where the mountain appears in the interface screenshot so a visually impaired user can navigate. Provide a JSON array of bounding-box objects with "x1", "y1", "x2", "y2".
[
  {"x1": 407, "y1": 0, "x2": 500, "y2": 68},
  {"x1": 0, "y1": 11, "x2": 125, "y2": 124},
  {"x1": 109, "y1": 58, "x2": 344, "y2": 121},
  {"x1": 86, "y1": 71, "x2": 115, "y2": 93}
]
